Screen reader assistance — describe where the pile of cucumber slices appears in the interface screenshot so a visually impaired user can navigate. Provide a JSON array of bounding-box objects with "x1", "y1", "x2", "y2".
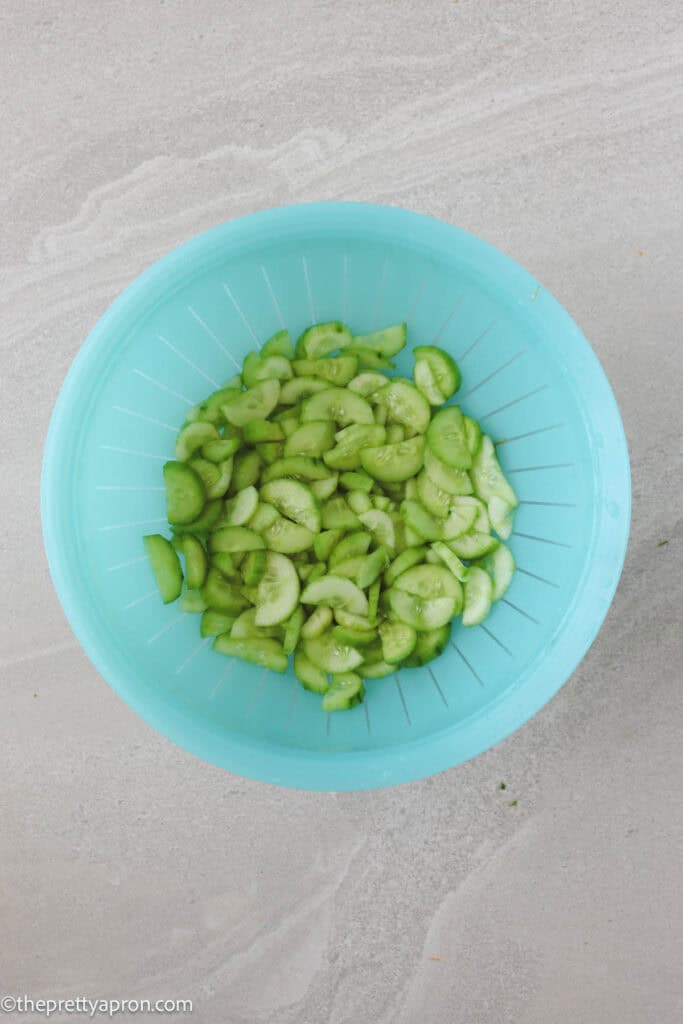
[{"x1": 143, "y1": 321, "x2": 517, "y2": 712}]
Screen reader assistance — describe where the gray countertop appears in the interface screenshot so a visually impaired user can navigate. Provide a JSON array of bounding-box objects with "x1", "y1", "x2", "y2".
[{"x1": 2, "y1": 2, "x2": 682, "y2": 1022}]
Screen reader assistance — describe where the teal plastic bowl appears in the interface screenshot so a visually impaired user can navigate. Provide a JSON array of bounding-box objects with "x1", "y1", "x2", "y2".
[{"x1": 41, "y1": 203, "x2": 630, "y2": 790}]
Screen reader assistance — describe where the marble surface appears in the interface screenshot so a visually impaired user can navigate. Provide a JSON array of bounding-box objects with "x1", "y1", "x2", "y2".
[{"x1": 2, "y1": 2, "x2": 682, "y2": 1021}]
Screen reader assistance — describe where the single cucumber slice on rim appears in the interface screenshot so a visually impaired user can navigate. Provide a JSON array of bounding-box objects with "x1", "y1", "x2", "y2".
[
  {"x1": 144, "y1": 535, "x2": 183, "y2": 603},
  {"x1": 163, "y1": 461, "x2": 206, "y2": 525},
  {"x1": 413, "y1": 345, "x2": 461, "y2": 400},
  {"x1": 213, "y1": 635, "x2": 288, "y2": 672},
  {"x1": 352, "y1": 323, "x2": 407, "y2": 357},
  {"x1": 296, "y1": 321, "x2": 352, "y2": 358},
  {"x1": 261, "y1": 328, "x2": 294, "y2": 359},
  {"x1": 462, "y1": 566, "x2": 493, "y2": 626}
]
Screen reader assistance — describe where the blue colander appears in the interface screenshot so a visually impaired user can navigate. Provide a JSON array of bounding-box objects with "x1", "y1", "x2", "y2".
[{"x1": 41, "y1": 203, "x2": 630, "y2": 790}]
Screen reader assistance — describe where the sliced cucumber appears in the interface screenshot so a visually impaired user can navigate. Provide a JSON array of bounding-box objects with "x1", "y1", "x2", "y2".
[
  {"x1": 348, "y1": 371, "x2": 389, "y2": 398},
  {"x1": 170, "y1": 497, "x2": 222, "y2": 536},
  {"x1": 344, "y1": 346, "x2": 395, "y2": 371},
  {"x1": 300, "y1": 576, "x2": 369, "y2": 616},
  {"x1": 304, "y1": 633, "x2": 363, "y2": 674},
  {"x1": 321, "y1": 496, "x2": 361, "y2": 531},
  {"x1": 292, "y1": 355, "x2": 358, "y2": 385},
  {"x1": 322, "y1": 672, "x2": 365, "y2": 711},
  {"x1": 213, "y1": 635, "x2": 288, "y2": 672},
  {"x1": 248, "y1": 502, "x2": 280, "y2": 533},
  {"x1": 260, "y1": 478, "x2": 321, "y2": 533},
  {"x1": 201, "y1": 569, "x2": 248, "y2": 613},
  {"x1": 262, "y1": 517, "x2": 315, "y2": 554},
  {"x1": 294, "y1": 649, "x2": 329, "y2": 693},
  {"x1": 329, "y1": 531, "x2": 372, "y2": 566},
  {"x1": 352, "y1": 323, "x2": 407, "y2": 357},
  {"x1": 313, "y1": 529, "x2": 344, "y2": 561},
  {"x1": 283, "y1": 606, "x2": 305, "y2": 654},
  {"x1": 230, "y1": 608, "x2": 283, "y2": 640},
  {"x1": 377, "y1": 380, "x2": 430, "y2": 433},
  {"x1": 223, "y1": 485, "x2": 259, "y2": 527},
  {"x1": 261, "y1": 456, "x2": 329, "y2": 483},
  {"x1": 384, "y1": 546, "x2": 427, "y2": 587},
  {"x1": 241, "y1": 548, "x2": 267, "y2": 586},
  {"x1": 222, "y1": 379, "x2": 280, "y2": 427},
  {"x1": 416, "y1": 470, "x2": 452, "y2": 518},
  {"x1": 301, "y1": 605, "x2": 333, "y2": 639},
  {"x1": 367, "y1": 579, "x2": 381, "y2": 624},
  {"x1": 379, "y1": 621, "x2": 417, "y2": 663},
  {"x1": 478, "y1": 543, "x2": 515, "y2": 602},
  {"x1": 339, "y1": 470, "x2": 374, "y2": 493},
  {"x1": 296, "y1": 321, "x2": 352, "y2": 358},
  {"x1": 347, "y1": 490, "x2": 373, "y2": 516},
  {"x1": 301, "y1": 387, "x2": 374, "y2": 427},
  {"x1": 462, "y1": 566, "x2": 493, "y2": 626},
  {"x1": 447, "y1": 530, "x2": 500, "y2": 560},
  {"x1": 254, "y1": 552, "x2": 300, "y2": 626},
  {"x1": 310, "y1": 474, "x2": 339, "y2": 501},
  {"x1": 261, "y1": 328, "x2": 294, "y2": 359},
  {"x1": 360, "y1": 436, "x2": 425, "y2": 483},
  {"x1": 423, "y1": 446, "x2": 473, "y2": 495},
  {"x1": 402, "y1": 624, "x2": 451, "y2": 667},
  {"x1": 175, "y1": 421, "x2": 220, "y2": 461},
  {"x1": 243, "y1": 419, "x2": 285, "y2": 443},
  {"x1": 201, "y1": 437, "x2": 240, "y2": 463},
  {"x1": 163, "y1": 461, "x2": 205, "y2": 525},
  {"x1": 470, "y1": 435, "x2": 519, "y2": 507},
  {"x1": 488, "y1": 495, "x2": 515, "y2": 540},
  {"x1": 393, "y1": 564, "x2": 462, "y2": 603},
  {"x1": 388, "y1": 589, "x2": 455, "y2": 630},
  {"x1": 413, "y1": 345, "x2": 461, "y2": 402},
  {"x1": 279, "y1": 376, "x2": 329, "y2": 404},
  {"x1": 358, "y1": 509, "x2": 396, "y2": 552},
  {"x1": 284, "y1": 420, "x2": 336, "y2": 458},
  {"x1": 144, "y1": 535, "x2": 183, "y2": 603},
  {"x1": 200, "y1": 609, "x2": 237, "y2": 638},
  {"x1": 464, "y1": 415, "x2": 482, "y2": 456},
  {"x1": 209, "y1": 526, "x2": 265, "y2": 553},
  {"x1": 430, "y1": 541, "x2": 468, "y2": 582},
  {"x1": 181, "y1": 535, "x2": 208, "y2": 590},
  {"x1": 231, "y1": 450, "x2": 262, "y2": 491},
  {"x1": 357, "y1": 546, "x2": 389, "y2": 590},
  {"x1": 426, "y1": 406, "x2": 471, "y2": 470}
]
